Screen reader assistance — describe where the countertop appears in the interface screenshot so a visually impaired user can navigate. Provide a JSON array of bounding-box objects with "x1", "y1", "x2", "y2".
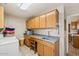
[{"x1": 27, "y1": 34, "x2": 59, "y2": 44}]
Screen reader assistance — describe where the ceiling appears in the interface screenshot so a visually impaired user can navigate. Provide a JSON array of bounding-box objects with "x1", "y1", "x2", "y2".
[{"x1": 1, "y1": 3, "x2": 79, "y2": 19}]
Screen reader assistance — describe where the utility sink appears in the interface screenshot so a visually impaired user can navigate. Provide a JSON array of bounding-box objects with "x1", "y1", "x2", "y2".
[
  {"x1": 41, "y1": 36, "x2": 58, "y2": 40},
  {"x1": 41, "y1": 36, "x2": 49, "y2": 40},
  {"x1": 42, "y1": 37, "x2": 48, "y2": 39}
]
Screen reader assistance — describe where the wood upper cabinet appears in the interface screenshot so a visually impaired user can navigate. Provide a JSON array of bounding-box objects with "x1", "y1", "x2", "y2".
[
  {"x1": 27, "y1": 17, "x2": 40, "y2": 29},
  {"x1": 39, "y1": 15, "x2": 46, "y2": 28},
  {"x1": 26, "y1": 18, "x2": 35, "y2": 29},
  {"x1": 0, "y1": 6, "x2": 4, "y2": 28},
  {"x1": 30, "y1": 18, "x2": 35, "y2": 28},
  {"x1": 34, "y1": 17, "x2": 40, "y2": 28},
  {"x1": 26, "y1": 19, "x2": 32, "y2": 29},
  {"x1": 26, "y1": 9, "x2": 59, "y2": 29},
  {"x1": 46, "y1": 10, "x2": 58, "y2": 28},
  {"x1": 26, "y1": 20, "x2": 31, "y2": 29}
]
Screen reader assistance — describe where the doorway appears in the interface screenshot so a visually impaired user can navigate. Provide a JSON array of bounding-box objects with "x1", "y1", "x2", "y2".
[{"x1": 66, "y1": 14, "x2": 79, "y2": 56}]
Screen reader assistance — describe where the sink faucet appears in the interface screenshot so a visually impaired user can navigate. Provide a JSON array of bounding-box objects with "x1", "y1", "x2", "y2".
[{"x1": 48, "y1": 31, "x2": 50, "y2": 36}]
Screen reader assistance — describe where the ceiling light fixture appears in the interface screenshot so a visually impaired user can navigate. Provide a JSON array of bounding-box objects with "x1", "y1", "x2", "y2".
[{"x1": 16, "y1": 3, "x2": 32, "y2": 10}]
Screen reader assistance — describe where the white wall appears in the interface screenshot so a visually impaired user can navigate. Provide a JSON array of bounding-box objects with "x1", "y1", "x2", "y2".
[{"x1": 5, "y1": 14, "x2": 26, "y2": 39}]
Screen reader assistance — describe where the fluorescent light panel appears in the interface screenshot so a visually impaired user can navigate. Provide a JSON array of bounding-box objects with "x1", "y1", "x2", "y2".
[{"x1": 16, "y1": 3, "x2": 32, "y2": 10}]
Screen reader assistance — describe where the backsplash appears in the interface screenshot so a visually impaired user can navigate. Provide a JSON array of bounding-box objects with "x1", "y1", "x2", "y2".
[{"x1": 33, "y1": 28, "x2": 59, "y2": 36}]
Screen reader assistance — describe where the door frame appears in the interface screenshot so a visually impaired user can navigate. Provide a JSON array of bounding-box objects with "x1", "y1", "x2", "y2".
[
  {"x1": 66, "y1": 13, "x2": 79, "y2": 53},
  {"x1": 57, "y1": 5, "x2": 65, "y2": 56}
]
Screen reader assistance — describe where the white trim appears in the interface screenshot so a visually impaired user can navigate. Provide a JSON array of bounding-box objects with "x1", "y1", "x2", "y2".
[
  {"x1": 66, "y1": 16, "x2": 69, "y2": 53},
  {"x1": 67, "y1": 13, "x2": 79, "y2": 17},
  {"x1": 57, "y1": 5, "x2": 65, "y2": 56}
]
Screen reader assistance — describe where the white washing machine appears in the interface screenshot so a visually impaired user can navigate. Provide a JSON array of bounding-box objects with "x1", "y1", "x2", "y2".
[{"x1": 0, "y1": 36, "x2": 20, "y2": 56}]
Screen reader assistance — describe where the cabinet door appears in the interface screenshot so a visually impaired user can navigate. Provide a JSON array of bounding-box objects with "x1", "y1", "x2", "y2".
[
  {"x1": 24, "y1": 38, "x2": 31, "y2": 47},
  {"x1": 73, "y1": 36, "x2": 79, "y2": 48},
  {"x1": 26, "y1": 20, "x2": 32, "y2": 29},
  {"x1": 40, "y1": 15, "x2": 46, "y2": 28},
  {"x1": 46, "y1": 10, "x2": 58, "y2": 28},
  {"x1": 0, "y1": 6, "x2": 4, "y2": 28},
  {"x1": 71, "y1": 21, "x2": 77, "y2": 30},
  {"x1": 44, "y1": 45, "x2": 54, "y2": 56},
  {"x1": 27, "y1": 19, "x2": 35, "y2": 29},
  {"x1": 44, "y1": 43, "x2": 55, "y2": 56},
  {"x1": 34, "y1": 17, "x2": 40, "y2": 28},
  {"x1": 37, "y1": 42, "x2": 44, "y2": 56},
  {"x1": 26, "y1": 20, "x2": 31, "y2": 29},
  {"x1": 30, "y1": 18, "x2": 35, "y2": 28}
]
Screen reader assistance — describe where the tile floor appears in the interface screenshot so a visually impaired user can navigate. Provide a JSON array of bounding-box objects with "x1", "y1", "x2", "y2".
[
  {"x1": 19, "y1": 45, "x2": 38, "y2": 56},
  {"x1": 19, "y1": 44, "x2": 79, "y2": 56}
]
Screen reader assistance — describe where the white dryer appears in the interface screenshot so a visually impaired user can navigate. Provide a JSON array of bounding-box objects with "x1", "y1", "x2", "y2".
[{"x1": 0, "y1": 36, "x2": 20, "y2": 56}]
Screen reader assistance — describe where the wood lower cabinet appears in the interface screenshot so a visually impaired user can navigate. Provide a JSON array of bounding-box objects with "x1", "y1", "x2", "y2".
[
  {"x1": 37, "y1": 42, "x2": 44, "y2": 56},
  {"x1": 43, "y1": 45, "x2": 54, "y2": 56},
  {"x1": 37, "y1": 40, "x2": 59, "y2": 56},
  {"x1": 24, "y1": 35, "x2": 31, "y2": 47},
  {"x1": 24, "y1": 35, "x2": 59, "y2": 56}
]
